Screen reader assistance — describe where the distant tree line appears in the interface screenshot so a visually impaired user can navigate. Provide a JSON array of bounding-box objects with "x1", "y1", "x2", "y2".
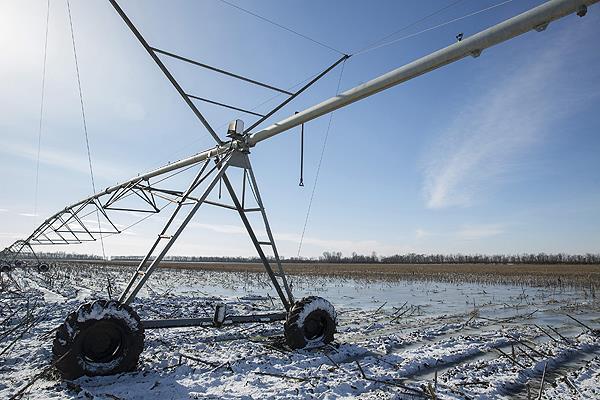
[
  {"x1": 36, "y1": 251, "x2": 103, "y2": 260},
  {"x1": 108, "y1": 251, "x2": 600, "y2": 265},
  {"x1": 18, "y1": 250, "x2": 599, "y2": 264},
  {"x1": 111, "y1": 255, "x2": 266, "y2": 263},
  {"x1": 5, "y1": 251, "x2": 104, "y2": 261},
  {"x1": 375, "y1": 252, "x2": 599, "y2": 265}
]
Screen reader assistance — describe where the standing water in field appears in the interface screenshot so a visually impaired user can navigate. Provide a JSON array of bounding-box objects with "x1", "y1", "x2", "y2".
[{"x1": 1, "y1": 264, "x2": 598, "y2": 399}]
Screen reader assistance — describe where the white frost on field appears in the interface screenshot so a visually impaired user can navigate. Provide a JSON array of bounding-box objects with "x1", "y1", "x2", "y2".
[{"x1": 0, "y1": 264, "x2": 598, "y2": 399}]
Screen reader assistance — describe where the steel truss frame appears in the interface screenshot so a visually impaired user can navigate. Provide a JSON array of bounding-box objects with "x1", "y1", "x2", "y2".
[
  {"x1": 115, "y1": 148, "x2": 294, "y2": 328},
  {"x1": 21, "y1": 162, "x2": 210, "y2": 247},
  {"x1": 8, "y1": 0, "x2": 345, "y2": 263},
  {"x1": 3, "y1": 0, "x2": 341, "y2": 326},
  {"x1": 4, "y1": 147, "x2": 294, "y2": 326},
  {"x1": 107, "y1": 0, "x2": 348, "y2": 145},
  {"x1": 4, "y1": 0, "x2": 596, "y2": 327},
  {"x1": 0, "y1": 240, "x2": 41, "y2": 268},
  {"x1": 3, "y1": 147, "x2": 294, "y2": 326}
]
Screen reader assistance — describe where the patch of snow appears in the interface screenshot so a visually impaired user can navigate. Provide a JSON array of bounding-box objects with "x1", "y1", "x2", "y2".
[
  {"x1": 75, "y1": 287, "x2": 93, "y2": 302},
  {"x1": 76, "y1": 301, "x2": 140, "y2": 331},
  {"x1": 37, "y1": 286, "x2": 66, "y2": 303},
  {"x1": 295, "y1": 297, "x2": 337, "y2": 326},
  {"x1": 1, "y1": 264, "x2": 599, "y2": 400}
]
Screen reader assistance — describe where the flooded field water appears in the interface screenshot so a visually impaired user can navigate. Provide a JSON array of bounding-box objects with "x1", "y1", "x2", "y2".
[{"x1": 1, "y1": 263, "x2": 599, "y2": 399}]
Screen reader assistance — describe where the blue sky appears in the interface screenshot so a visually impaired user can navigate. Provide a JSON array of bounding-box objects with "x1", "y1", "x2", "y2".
[{"x1": 1, "y1": 0, "x2": 599, "y2": 258}]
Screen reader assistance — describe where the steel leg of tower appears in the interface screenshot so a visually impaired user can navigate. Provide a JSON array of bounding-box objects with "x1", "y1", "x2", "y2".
[
  {"x1": 116, "y1": 149, "x2": 294, "y2": 329},
  {"x1": 119, "y1": 152, "x2": 233, "y2": 305}
]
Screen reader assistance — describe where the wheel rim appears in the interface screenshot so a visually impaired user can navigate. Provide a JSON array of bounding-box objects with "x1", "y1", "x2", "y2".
[
  {"x1": 304, "y1": 313, "x2": 326, "y2": 340},
  {"x1": 81, "y1": 321, "x2": 124, "y2": 363}
]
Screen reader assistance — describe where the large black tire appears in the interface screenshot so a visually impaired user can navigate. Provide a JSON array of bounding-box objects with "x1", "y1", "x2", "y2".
[
  {"x1": 284, "y1": 296, "x2": 337, "y2": 349},
  {"x1": 52, "y1": 299, "x2": 145, "y2": 380},
  {"x1": 37, "y1": 263, "x2": 50, "y2": 272},
  {"x1": 0, "y1": 264, "x2": 10, "y2": 273}
]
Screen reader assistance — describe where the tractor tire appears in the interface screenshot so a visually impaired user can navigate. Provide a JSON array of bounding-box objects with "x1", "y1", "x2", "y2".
[
  {"x1": 284, "y1": 296, "x2": 336, "y2": 349},
  {"x1": 52, "y1": 299, "x2": 144, "y2": 379},
  {"x1": 37, "y1": 263, "x2": 50, "y2": 272}
]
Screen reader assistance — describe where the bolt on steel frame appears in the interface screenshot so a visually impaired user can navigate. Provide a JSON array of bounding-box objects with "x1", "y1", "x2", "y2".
[{"x1": 5, "y1": 0, "x2": 597, "y2": 329}]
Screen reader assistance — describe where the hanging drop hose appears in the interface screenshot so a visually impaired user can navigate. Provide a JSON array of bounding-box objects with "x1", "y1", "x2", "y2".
[
  {"x1": 299, "y1": 122, "x2": 304, "y2": 187},
  {"x1": 295, "y1": 111, "x2": 304, "y2": 187}
]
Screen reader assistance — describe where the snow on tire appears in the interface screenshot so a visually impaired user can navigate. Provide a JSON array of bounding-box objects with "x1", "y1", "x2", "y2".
[
  {"x1": 52, "y1": 299, "x2": 145, "y2": 379},
  {"x1": 284, "y1": 296, "x2": 337, "y2": 349}
]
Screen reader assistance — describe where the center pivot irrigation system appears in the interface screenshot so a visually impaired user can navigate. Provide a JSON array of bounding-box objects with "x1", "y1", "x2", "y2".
[{"x1": 1, "y1": 0, "x2": 596, "y2": 379}]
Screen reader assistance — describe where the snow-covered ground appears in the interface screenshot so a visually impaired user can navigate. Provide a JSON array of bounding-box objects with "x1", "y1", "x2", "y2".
[{"x1": 1, "y1": 264, "x2": 598, "y2": 399}]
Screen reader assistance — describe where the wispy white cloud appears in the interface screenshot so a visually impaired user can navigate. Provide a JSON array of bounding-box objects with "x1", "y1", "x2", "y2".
[
  {"x1": 415, "y1": 228, "x2": 430, "y2": 239},
  {"x1": 192, "y1": 222, "x2": 246, "y2": 235},
  {"x1": 415, "y1": 224, "x2": 505, "y2": 241},
  {"x1": 0, "y1": 209, "x2": 7, "y2": 212},
  {"x1": 114, "y1": 101, "x2": 146, "y2": 121},
  {"x1": 0, "y1": 232, "x2": 21, "y2": 238},
  {"x1": 0, "y1": 142, "x2": 129, "y2": 181},
  {"x1": 276, "y1": 232, "x2": 385, "y2": 255},
  {"x1": 18, "y1": 212, "x2": 37, "y2": 217},
  {"x1": 82, "y1": 218, "x2": 126, "y2": 229},
  {"x1": 422, "y1": 28, "x2": 590, "y2": 209},
  {"x1": 455, "y1": 224, "x2": 504, "y2": 240},
  {"x1": 189, "y1": 222, "x2": 397, "y2": 255}
]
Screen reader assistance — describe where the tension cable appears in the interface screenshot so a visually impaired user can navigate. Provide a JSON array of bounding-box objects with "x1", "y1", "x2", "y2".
[
  {"x1": 353, "y1": 0, "x2": 515, "y2": 57},
  {"x1": 217, "y1": 0, "x2": 347, "y2": 56},
  {"x1": 353, "y1": 0, "x2": 466, "y2": 55},
  {"x1": 33, "y1": 0, "x2": 51, "y2": 228},
  {"x1": 67, "y1": 0, "x2": 106, "y2": 260},
  {"x1": 297, "y1": 58, "x2": 347, "y2": 257}
]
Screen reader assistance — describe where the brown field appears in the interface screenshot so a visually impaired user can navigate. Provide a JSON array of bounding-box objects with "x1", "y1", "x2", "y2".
[{"x1": 74, "y1": 260, "x2": 600, "y2": 288}]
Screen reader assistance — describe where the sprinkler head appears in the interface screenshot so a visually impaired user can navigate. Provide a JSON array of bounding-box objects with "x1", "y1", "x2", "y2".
[{"x1": 227, "y1": 119, "x2": 245, "y2": 139}]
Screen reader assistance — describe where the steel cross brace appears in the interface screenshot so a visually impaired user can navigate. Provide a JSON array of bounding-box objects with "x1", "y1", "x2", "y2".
[
  {"x1": 118, "y1": 149, "x2": 294, "y2": 328},
  {"x1": 0, "y1": 240, "x2": 41, "y2": 267}
]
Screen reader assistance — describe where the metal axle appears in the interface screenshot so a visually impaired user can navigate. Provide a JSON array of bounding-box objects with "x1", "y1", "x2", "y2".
[{"x1": 141, "y1": 312, "x2": 287, "y2": 330}]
